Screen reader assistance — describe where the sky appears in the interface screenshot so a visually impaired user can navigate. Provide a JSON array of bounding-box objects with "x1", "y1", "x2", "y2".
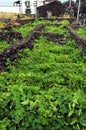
[{"x1": 0, "y1": 0, "x2": 76, "y2": 6}]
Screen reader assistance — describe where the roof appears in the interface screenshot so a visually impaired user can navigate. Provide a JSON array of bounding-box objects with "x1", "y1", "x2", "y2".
[
  {"x1": 63, "y1": 0, "x2": 76, "y2": 7},
  {"x1": 14, "y1": 0, "x2": 21, "y2": 4},
  {"x1": 37, "y1": 0, "x2": 62, "y2": 8}
]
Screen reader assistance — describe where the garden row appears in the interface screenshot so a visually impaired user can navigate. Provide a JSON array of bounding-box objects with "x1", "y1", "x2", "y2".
[
  {"x1": 0, "y1": 20, "x2": 67, "y2": 72},
  {"x1": 66, "y1": 26, "x2": 86, "y2": 54}
]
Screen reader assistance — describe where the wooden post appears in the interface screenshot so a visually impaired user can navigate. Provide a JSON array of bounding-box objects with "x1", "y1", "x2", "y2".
[
  {"x1": 77, "y1": 0, "x2": 81, "y2": 23},
  {"x1": 69, "y1": 0, "x2": 72, "y2": 8}
]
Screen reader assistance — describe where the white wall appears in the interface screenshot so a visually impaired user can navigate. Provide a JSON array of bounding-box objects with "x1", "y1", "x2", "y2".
[
  {"x1": 0, "y1": 6, "x2": 20, "y2": 13},
  {"x1": 22, "y1": 0, "x2": 44, "y2": 14}
]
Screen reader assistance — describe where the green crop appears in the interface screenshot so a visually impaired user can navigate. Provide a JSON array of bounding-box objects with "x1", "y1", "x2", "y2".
[
  {"x1": 13, "y1": 18, "x2": 58, "y2": 38},
  {"x1": 0, "y1": 19, "x2": 86, "y2": 129},
  {"x1": 0, "y1": 35, "x2": 86, "y2": 129},
  {"x1": 43, "y1": 25, "x2": 68, "y2": 36},
  {"x1": 75, "y1": 27, "x2": 86, "y2": 38},
  {"x1": 0, "y1": 41, "x2": 10, "y2": 52}
]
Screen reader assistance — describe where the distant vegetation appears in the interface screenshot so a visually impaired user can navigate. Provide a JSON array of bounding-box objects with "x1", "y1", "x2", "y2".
[{"x1": 0, "y1": 12, "x2": 17, "y2": 20}]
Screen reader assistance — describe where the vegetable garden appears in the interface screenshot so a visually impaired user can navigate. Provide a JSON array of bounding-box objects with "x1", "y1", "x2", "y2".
[{"x1": 0, "y1": 19, "x2": 86, "y2": 130}]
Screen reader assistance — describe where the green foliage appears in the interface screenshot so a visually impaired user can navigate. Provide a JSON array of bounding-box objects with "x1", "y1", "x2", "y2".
[
  {"x1": 43, "y1": 25, "x2": 68, "y2": 36},
  {"x1": 0, "y1": 41, "x2": 10, "y2": 52},
  {"x1": 13, "y1": 23, "x2": 34, "y2": 38},
  {"x1": 13, "y1": 18, "x2": 57, "y2": 38},
  {"x1": 0, "y1": 19, "x2": 86, "y2": 129},
  {"x1": 0, "y1": 35, "x2": 86, "y2": 129},
  {"x1": 58, "y1": 20, "x2": 70, "y2": 26},
  {"x1": 75, "y1": 27, "x2": 86, "y2": 38}
]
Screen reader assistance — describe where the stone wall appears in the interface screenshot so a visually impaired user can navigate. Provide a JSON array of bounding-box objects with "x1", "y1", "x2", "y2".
[
  {"x1": 0, "y1": 31, "x2": 23, "y2": 44},
  {"x1": 0, "y1": 23, "x2": 66, "y2": 72},
  {"x1": 66, "y1": 26, "x2": 86, "y2": 54}
]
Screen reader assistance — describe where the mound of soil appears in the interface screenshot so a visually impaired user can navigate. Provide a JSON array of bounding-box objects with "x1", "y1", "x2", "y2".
[
  {"x1": 0, "y1": 23, "x2": 66, "y2": 72},
  {"x1": 0, "y1": 31, "x2": 23, "y2": 44}
]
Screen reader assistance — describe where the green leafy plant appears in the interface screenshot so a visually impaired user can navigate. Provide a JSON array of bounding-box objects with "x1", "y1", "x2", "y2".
[
  {"x1": 75, "y1": 27, "x2": 86, "y2": 38},
  {"x1": 0, "y1": 20, "x2": 86, "y2": 130},
  {"x1": 43, "y1": 25, "x2": 68, "y2": 36},
  {"x1": 0, "y1": 41, "x2": 10, "y2": 52}
]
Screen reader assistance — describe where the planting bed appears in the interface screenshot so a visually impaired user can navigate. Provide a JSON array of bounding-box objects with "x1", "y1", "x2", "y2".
[
  {"x1": 66, "y1": 26, "x2": 86, "y2": 54},
  {"x1": 0, "y1": 19, "x2": 86, "y2": 130},
  {"x1": 75, "y1": 27, "x2": 86, "y2": 38},
  {"x1": 0, "y1": 21, "x2": 66, "y2": 72},
  {"x1": 0, "y1": 31, "x2": 23, "y2": 44}
]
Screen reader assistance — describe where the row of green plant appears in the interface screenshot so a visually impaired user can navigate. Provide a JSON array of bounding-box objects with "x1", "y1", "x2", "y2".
[
  {"x1": 0, "y1": 35, "x2": 86, "y2": 129},
  {"x1": 42, "y1": 19, "x2": 69, "y2": 36},
  {"x1": 43, "y1": 24, "x2": 68, "y2": 36},
  {"x1": 13, "y1": 18, "x2": 59, "y2": 38},
  {"x1": 0, "y1": 19, "x2": 69, "y2": 52},
  {"x1": 75, "y1": 27, "x2": 86, "y2": 38},
  {"x1": 0, "y1": 18, "x2": 59, "y2": 52}
]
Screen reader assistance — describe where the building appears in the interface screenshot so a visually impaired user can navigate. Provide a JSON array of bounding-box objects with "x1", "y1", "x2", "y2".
[
  {"x1": 0, "y1": 0, "x2": 45, "y2": 14},
  {"x1": 63, "y1": 0, "x2": 75, "y2": 8},
  {"x1": 37, "y1": 0, "x2": 65, "y2": 17}
]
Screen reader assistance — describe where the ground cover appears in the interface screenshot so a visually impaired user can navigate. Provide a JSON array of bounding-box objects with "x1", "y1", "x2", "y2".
[
  {"x1": 0, "y1": 19, "x2": 64, "y2": 52},
  {"x1": 0, "y1": 19, "x2": 86, "y2": 129},
  {"x1": 42, "y1": 20, "x2": 69, "y2": 36},
  {"x1": 13, "y1": 18, "x2": 58, "y2": 38},
  {"x1": 0, "y1": 41, "x2": 10, "y2": 52},
  {"x1": 75, "y1": 27, "x2": 86, "y2": 38},
  {"x1": 0, "y1": 35, "x2": 86, "y2": 129},
  {"x1": 43, "y1": 25, "x2": 68, "y2": 36}
]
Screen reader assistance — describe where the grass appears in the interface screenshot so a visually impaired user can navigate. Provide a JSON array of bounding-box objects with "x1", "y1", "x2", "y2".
[{"x1": 0, "y1": 12, "x2": 18, "y2": 20}]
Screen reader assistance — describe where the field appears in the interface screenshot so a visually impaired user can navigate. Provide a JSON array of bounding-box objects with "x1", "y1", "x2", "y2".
[
  {"x1": 0, "y1": 12, "x2": 18, "y2": 20},
  {"x1": 0, "y1": 18, "x2": 86, "y2": 130}
]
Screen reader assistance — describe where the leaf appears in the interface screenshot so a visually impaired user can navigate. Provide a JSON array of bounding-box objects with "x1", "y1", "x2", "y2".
[
  {"x1": 21, "y1": 100, "x2": 29, "y2": 105},
  {"x1": 79, "y1": 114, "x2": 86, "y2": 127},
  {"x1": 68, "y1": 110, "x2": 74, "y2": 117},
  {"x1": 71, "y1": 118, "x2": 78, "y2": 125}
]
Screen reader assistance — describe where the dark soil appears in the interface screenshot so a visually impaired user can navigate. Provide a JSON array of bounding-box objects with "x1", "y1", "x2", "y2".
[{"x1": 0, "y1": 31, "x2": 23, "y2": 44}]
